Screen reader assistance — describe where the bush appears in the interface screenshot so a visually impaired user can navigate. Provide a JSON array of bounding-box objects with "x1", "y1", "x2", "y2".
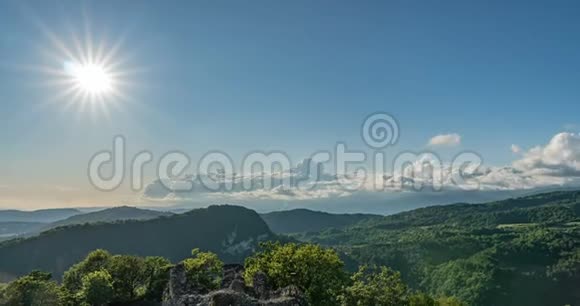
[
  {"x1": 2, "y1": 271, "x2": 64, "y2": 306},
  {"x1": 62, "y1": 249, "x2": 173, "y2": 304},
  {"x1": 182, "y1": 248, "x2": 224, "y2": 291},
  {"x1": 244, "y1": 242, "x2": 347, "y2": 306}
]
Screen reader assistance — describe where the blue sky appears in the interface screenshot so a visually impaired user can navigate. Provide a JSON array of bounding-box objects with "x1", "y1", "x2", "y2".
[{"x1": 1, "y1": 0, "x2": 580, "y2": 209}]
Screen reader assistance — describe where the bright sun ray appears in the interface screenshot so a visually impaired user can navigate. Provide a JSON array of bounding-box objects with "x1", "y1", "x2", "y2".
[{"x1": 28, "y1": 15, "x2": 136, "y2": 121}]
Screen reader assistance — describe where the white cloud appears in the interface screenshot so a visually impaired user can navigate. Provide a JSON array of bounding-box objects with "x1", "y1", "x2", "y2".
[
  {"x1": 428, "y1": 133, "x2": 461, "y2": 147},
  {"x1": 511, "y1": 144, "x2": 521, "y2": 154},
  {"x1": 513, "y1": 132, "x2": 580, "y2": 176}
]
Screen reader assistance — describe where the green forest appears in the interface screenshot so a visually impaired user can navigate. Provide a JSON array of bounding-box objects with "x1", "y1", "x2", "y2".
[
  {"x1": 296, "y1": 191, "x2": 580, "y2": 305},
  {"x1": 0, "y1": 243, "x2": 464, "y2": 306},
  {"x1": 0, "y1": 205, "x2": 275, "y2": 278},
  {"x1": 1, "y1": 190, "x2": 580, "y2": 305}
]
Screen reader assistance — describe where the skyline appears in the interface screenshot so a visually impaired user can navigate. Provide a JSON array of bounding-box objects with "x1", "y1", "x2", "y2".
[{"x1": 1, "y1": 0, "x2": 580, "y2": 210}]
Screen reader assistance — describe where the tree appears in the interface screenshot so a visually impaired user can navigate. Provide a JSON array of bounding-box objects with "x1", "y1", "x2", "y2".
[
  {"x1": 421, "y1": 252, "x2": 497, "y2": 305},
  {"x1": 338, "y1": 265, "x2": 410, "y2": 306},
  {"x1": 244, "y1": 242, "x2": 347, "y2": 306},
  {"x1": 63, "y1": 249, "x2": 111, "y2": 292},
  {"x1": 182, "y1": 248, "x2": 223, "y2": 291},
  {"x1": 143, "y1": 256, "x2": 173, "y2": 301},
  {"x1": 80, "y1": 270, "x2": 114, "y2": 306},
  {"x1": 106, "y1": 255, "x2": 148, "y2": 302},
  {"x1": 2, "y1": 271, "x2": 63, "y2": 306},
  {"x1": 62, "y1": 250, "x2": 173, "y2": 303}
]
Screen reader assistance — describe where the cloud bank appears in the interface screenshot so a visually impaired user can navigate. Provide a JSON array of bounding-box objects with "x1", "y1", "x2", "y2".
[
  {"x1": 141, "y1": 132, "x2": 580, "y2": 214},
  {"x1": 513, "y1": 132, "x2": 580, "y2": 176}
]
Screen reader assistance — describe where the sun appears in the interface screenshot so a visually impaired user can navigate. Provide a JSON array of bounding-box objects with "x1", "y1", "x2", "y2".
[
  {"x1": 67, "y1": 62, "x2": 114, "y2": 95},
  {"x1": 33, "y1": 23, "x2": 137, "y2": 118}
]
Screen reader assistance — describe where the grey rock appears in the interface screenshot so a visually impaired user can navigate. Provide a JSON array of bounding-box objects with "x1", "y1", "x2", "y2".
[
  {"x1": 252, "y1": 272, "x2": 269, "y2": 299},
  {"x1": 163, "y1": 263, "x2": 307, "y2": 306}
]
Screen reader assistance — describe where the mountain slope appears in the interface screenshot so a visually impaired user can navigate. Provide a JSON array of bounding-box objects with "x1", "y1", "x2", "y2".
[
  {"x1": 300, "y1": 190, "x2": 580, "y2": 306},
  {"x1": 0, "y1": 207, "x2": 171, "y2": 241},
  {"x1": 0, "y1": 208, "x2": 81, "y2": 223},
  {"x1": 260, "y1": 209, "x2": 380, "y2": 234},
  {"x1": 0, "y1": 205, "x2": 274, "y2": 281},
  {"x1": 0, "y1": 222, "x2": 45, "y2": 238}
]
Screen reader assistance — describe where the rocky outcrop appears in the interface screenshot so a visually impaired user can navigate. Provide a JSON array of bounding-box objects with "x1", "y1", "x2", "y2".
[{"x1": 163, "y1": 263, "x2": 307, "y2": 306}]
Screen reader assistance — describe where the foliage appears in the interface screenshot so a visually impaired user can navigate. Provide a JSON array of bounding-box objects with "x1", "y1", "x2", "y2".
[
  {"x1": 547, "y1": 248, "x2": 580, "y2": 279},
  {"x1": 107, "y1": 255, "x2": 148, "y2": 301},
  {"x1": 182, "y1": 248, "x2": 224, "y2": 291},
  {"x1": 434, "y1": 296, "x2": 468, "y2": 306},
  {"x1": 338, "y1": 265, "x2": 409, "y2": 306},
  {"x1": 142, "y1": 256, "x2": 173, "y2": 301},
  {"x1": 420, "y1": 251, "x2": 497, "y2": 305},
  {"x1": 1, "y1": 271, "x2": 64, "y2": 306},
  {"x1": 63, "y1": 249, "x2": 173, "y2": 304},
  {"x1": 244, "y1": 242, "x2": 348, "y2": 306},
  {"x1": 408, "y1": 292, "x2": 437, "y2": 306},
  {"x1": 408, "y1": 293, "x2": 467, "y2": 306},
  {"x1": 63, "y1": 249, "x2": 111, "y2": 292},
  {"x1": 80, "y1": 270, "x2": 114, "y2": 306},
  {"x1": 0, "y1": 283, "x2": 7, "y2": 304}
]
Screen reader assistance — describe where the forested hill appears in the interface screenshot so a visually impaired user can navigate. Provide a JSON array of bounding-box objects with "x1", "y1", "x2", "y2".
[
  {"x1": 260, "y1": 209, "x2": 380, "y2": 234},
  {"x1": 361, "y1": 190, "x2": 580, "y2": 229},
  {"x1": 299, "y1": 190, "x2": 580, "y2": 306},
  {"x1": 0, "y1": 205, "x2": 274, "y2": 281}
]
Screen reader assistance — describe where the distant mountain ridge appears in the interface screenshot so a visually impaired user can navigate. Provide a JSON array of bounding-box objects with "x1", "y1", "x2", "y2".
[
  {"x1": 0, "y1": 205, "x2": 275, "y2": 281},
  {"x1": 0, "y1": 206, "x2": 173, "y2": 241},
  {"x1": 41, "y1": 206, "x2": 172, "y2": 230},
  {"x1": 0, "y1": 208, "x2": 81, "y2": 223},
  {"x1": 260, "y1": 209, "x2": 380, "y2": 234}
]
